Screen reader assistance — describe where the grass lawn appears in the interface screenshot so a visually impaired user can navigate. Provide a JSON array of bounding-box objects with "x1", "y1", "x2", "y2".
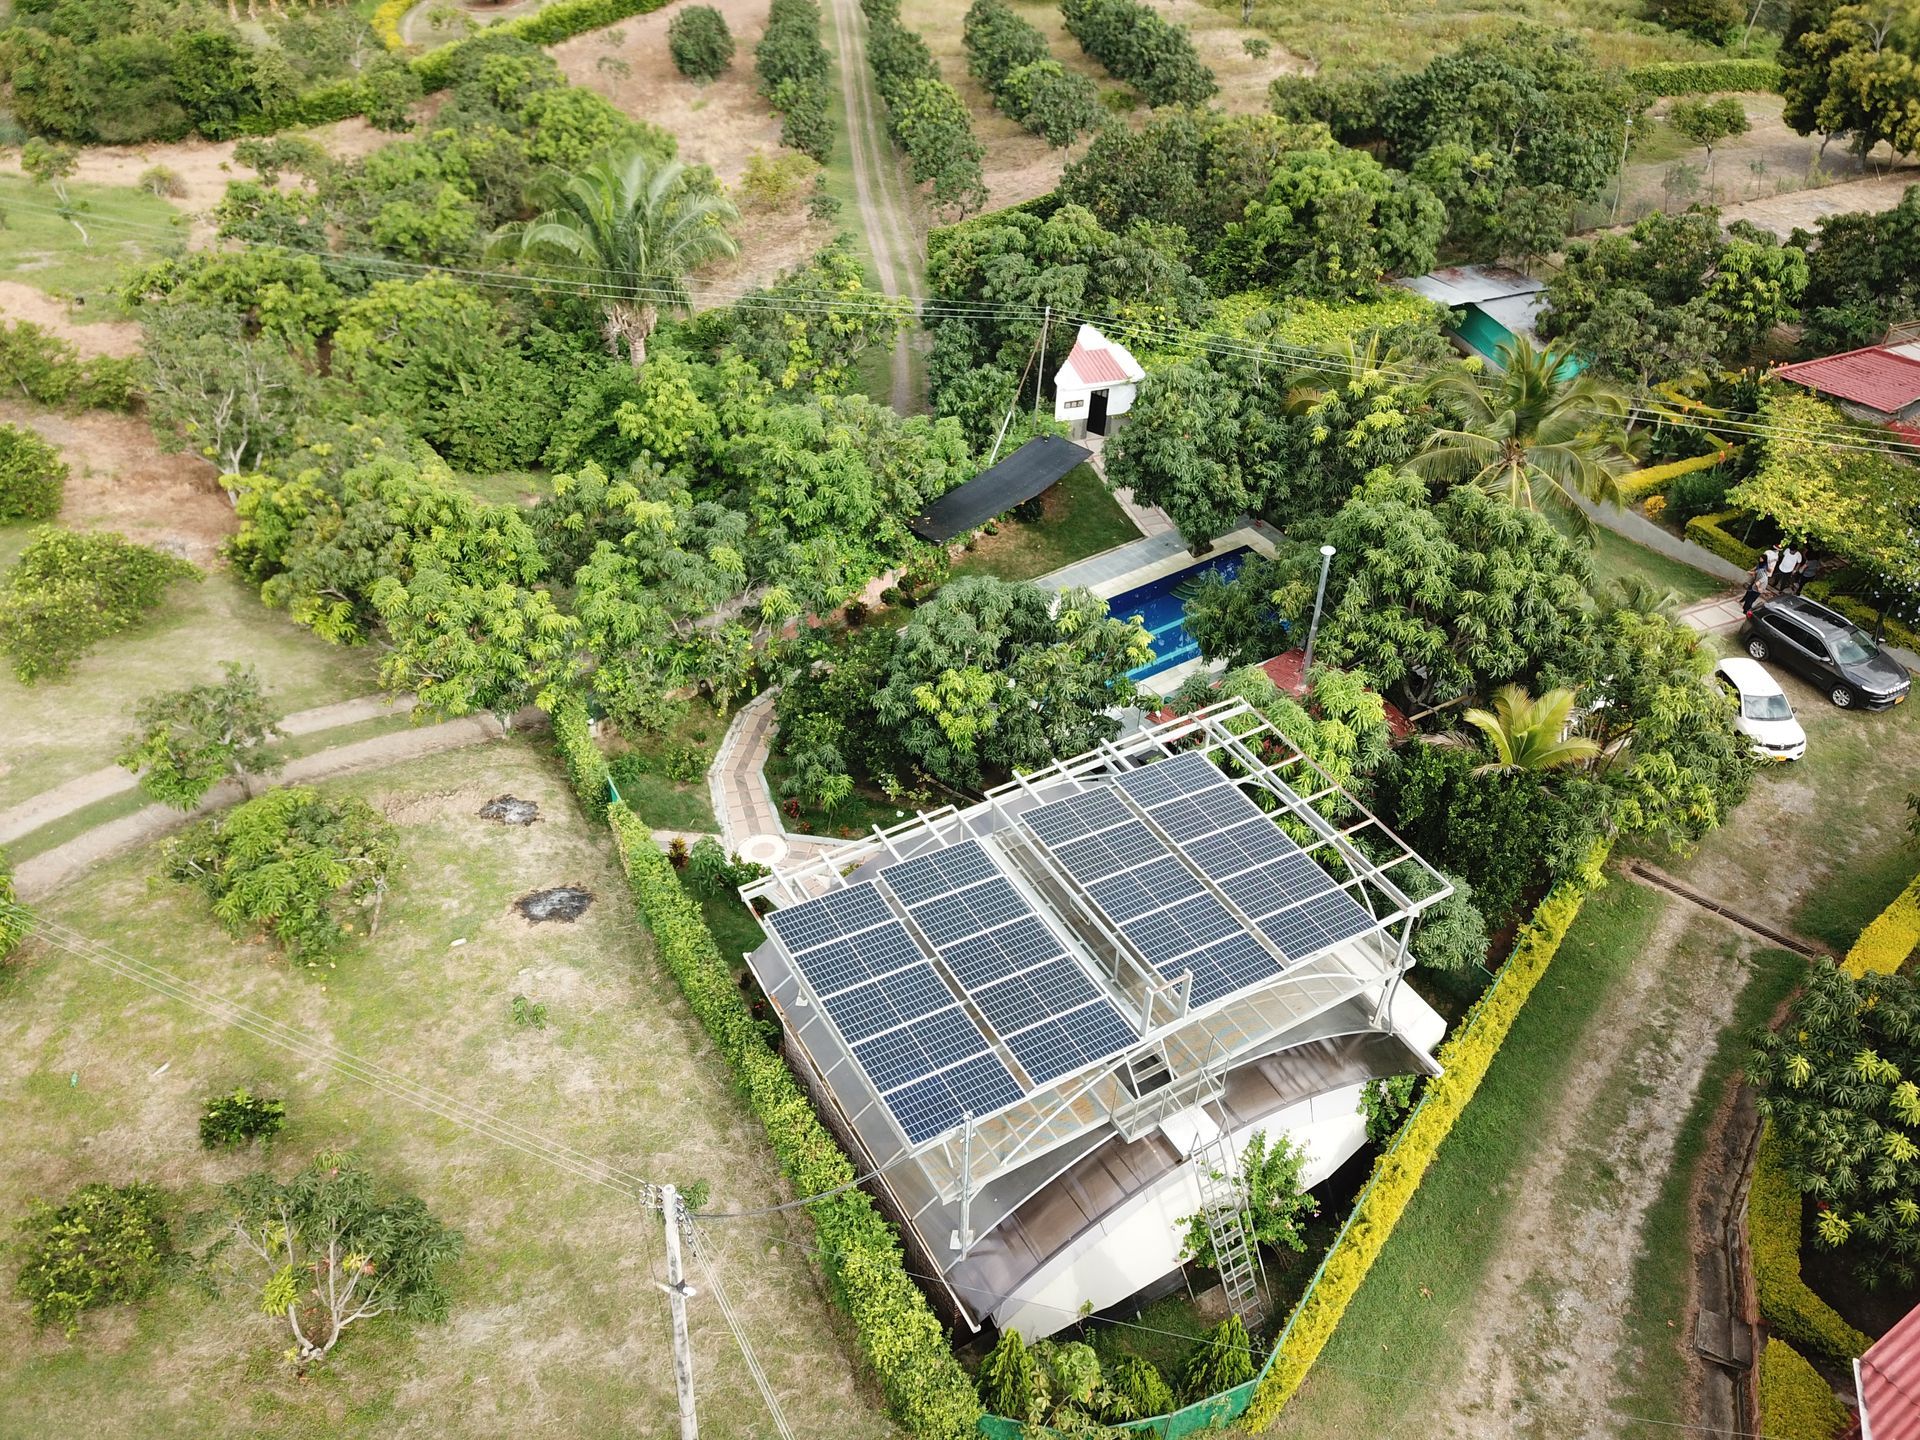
[
  {"x1": 0, "y1": 569, "x2": 380, "y2": 811},
  {"x1": 610, "y1": 768, "x2": 719, "y2": 832},
  {"x1": 0, "y1": 742, "x2": 894, "y2": 1440},
  {"x1": 605, "y1": 698, "x2": 736, "y2": 834},
  {"x1": 1267, "y1": 876, "x2": 1671, "y2": 1436},
  {"x1": 947, "y1": 465, "x2": 1141, "y2": 583},
  {"x1": 1585, "y1": 525, "x2": 1729, "y2": 609},
  {"x1": 1613, "y1": 942, "x2": 1805, "y2": 1431},
  {"x1": 0, "y1": 174, "x2": 187, "y2": 308}
]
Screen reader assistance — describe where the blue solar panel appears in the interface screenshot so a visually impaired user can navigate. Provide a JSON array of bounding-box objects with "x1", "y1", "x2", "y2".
[
  {"x1": 1089, "y1": 857, "x2": 1205, "y2": 923},
  {"x1": 1023, "y1": 788, "x2": 1132, "y2": 848},
  {"x1": 913, "y1": 1009, "x2": 989, "y2": 1069},
  {"x1": 1187, "y1": 817, "x2": 1299, "y2": 879},
  {"x1": 1123, "y1": 895, "x2": 1239, "y2": 966},
  {"x1": 1115, "y1": 752, "x2": 1225, "y2": 807},
  {"x1": 879, "y1": 840, "x2": 1000, "y2": 907},
  {"x1": 766, "y1": 882, "x2": 894, "y2": 955},
  {"x1": 1004, "y1": 1024, "x2": 1084, "y2": 1085},
  {"x1": 1057, "y1": 998, "x2": 1137, "y2": 1059},
  {"x1": 881, "y1": 1052, "x2": 1026, "y2": 1143},
  {"x1": 827, "y1": 980, "x2": 913, "y2": 1042},
  {"x1": 854, "y1": 1026, "x2": 933, "y2": 1092},
  {"x1": 942, "y1": 1053, "x2": 1026, "y2": 1119},
  {"x1": 790, "y1": 942, "x2": 874, "y2": 998},
  {"x1": 845, "y1": 922, "x2": 927, "y2": 981}
]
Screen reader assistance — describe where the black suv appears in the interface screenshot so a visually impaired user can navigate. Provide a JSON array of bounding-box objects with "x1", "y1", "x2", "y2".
[{"x1": 1740, "y1": 595, "x2": 1912, "y2": 710}]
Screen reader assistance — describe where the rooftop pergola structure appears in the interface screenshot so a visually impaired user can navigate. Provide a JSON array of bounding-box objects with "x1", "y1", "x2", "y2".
[{"x1": 739, "y1": 699, "x2": 1452, "y2": 1328}]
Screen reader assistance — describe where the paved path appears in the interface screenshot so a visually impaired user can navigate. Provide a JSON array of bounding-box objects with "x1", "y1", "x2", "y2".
[
  {"x1": 1715, "y1": 169, "x2": 1918, "y2": 239},
  {"x1": 0, "y1": 694, "x2": 418, "y2": 848},
  {"x1": 1080, "y1": 432, "x2": 1176, "y2": 539},
  {"x1": 12, "y1": 711, "x2": 520, "y2": 901},
  {"x1": 822, "y1": 0, "x2": 923, "y2": 412},
  {"x1": 710, "y1": 689, "x2": 861, "y2": 870}
]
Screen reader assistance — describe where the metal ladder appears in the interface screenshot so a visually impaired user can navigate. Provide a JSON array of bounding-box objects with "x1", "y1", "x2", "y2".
[{"x1": 1193, "y1": 1132, "x2": 1266, "y2": 1322}]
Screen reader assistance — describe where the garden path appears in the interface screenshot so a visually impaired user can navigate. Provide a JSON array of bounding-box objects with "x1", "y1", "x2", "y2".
[
  {"x1": 822, "y1": 0, "x2": 923, "y2": 413},
  {"x1": 710, "y1": 687, "x2": 860, "y2": 870}
]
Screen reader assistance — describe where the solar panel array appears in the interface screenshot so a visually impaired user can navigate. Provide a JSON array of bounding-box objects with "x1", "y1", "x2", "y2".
[
  {"x1": 1023, "y1": 752, "x2": 1376, "y2": 1005},
  {"x1": 766, "y1": 883, "x2": 1023, "y2": 1143},
  {"x1": 881, "y1": 842, "x2": 1137, "y2": 1087}
]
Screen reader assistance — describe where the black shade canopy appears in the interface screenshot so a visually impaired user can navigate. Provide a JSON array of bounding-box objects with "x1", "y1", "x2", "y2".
[{"x1": 909, "y1": 436, "x2": 1092, "y2": 543}]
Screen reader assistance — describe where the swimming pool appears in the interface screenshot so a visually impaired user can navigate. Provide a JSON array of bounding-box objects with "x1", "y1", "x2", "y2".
[{"x1": 1107, "y1": 547, "x2": 1250, "y2": 682}]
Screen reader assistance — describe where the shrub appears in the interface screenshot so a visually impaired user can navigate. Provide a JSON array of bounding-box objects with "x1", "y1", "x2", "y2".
[
  {"x1": 373, "y1": 0, "x2": 411, "y2": 49},
  {"x1": 1617, "y1": 448, "x2": 1737, "y2": 501},
  {"x1": 140, "y1": 164, "x2": 187, "y2": 198},
  {"x1": 1682, "y1": 509, "x2": 1761, "y2": 571},
  {"x1": 1182, "y1": 1315, "x2": 1256, "y2": 1399},
  {"x1": 1652, "y1": 0, "x2": 1742, "y2": 44},
  {"x1": 0, "y1": 322, "x2": 140, "y2": 411},
  {"x1": 1060, "y1": 0, "x2": 1216, "y2": 107},
  {"x1": 509, "y1": 993, "x2": 549, "y2": 1027},
  {"x1": 1757, "y1": 1339, "x2": 1849, "y2": 1440},
  {"x1": 607, "y1": 804, "x2": 983, "y2": 1439},
  {"x1": 15, "y1": 1181, "x2": 171, "y2": 1334},
  {"x1": 1624, "y1": 59, "x2": 1783, "y2": 96},
  {"x1": 1841, "y1": 870, "x2": 1920, "y2": 978},
  {"x1": 1666, "y1": 464, "x2": 1733, "y2": 525},
  {"x1": 1109, "y1": 1354, "x2": 1174, "y2": 1418},
  {"x1": 117, "y1": 662, "x2": 282, "y2": 810},
  {"x1": 0, "y1": 424, "x2": 67, "y2": 524},
  {"x1": 682, "y1": 836, "x2": 738, "y2": 899},
  {"x1": 669, "y1": 5, "x2": 735, "y2": 80},
  {"x1": 163, "y1": 787, "x2": 401, "y2": 967},
  {"x1": 1749, "y1": 1122, "x2": 1872, "y2": 1362},
  {"x1": 864, "y1": 1, "x2": 986, "y2": 211},
  {"x1": 198, "y1": 1088, "x2": 287, "y2": 1148},
  {"x1": 0, "y1": 848, "x2": 25, "y2": 965},
  {"x1": 1245, "y1": 843, "x2": 1610, "y2": 1426},
  {"x1": 0, "y1": 528, "x2": 200, "y2": 684},
  {"x1": 740, "y1": 149, "x2": 819, "y2": 208}
]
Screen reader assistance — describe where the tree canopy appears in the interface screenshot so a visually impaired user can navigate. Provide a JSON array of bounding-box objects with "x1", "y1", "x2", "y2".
[{"x1": 117, "y1": 662, "x2": 283, "y2": 809}]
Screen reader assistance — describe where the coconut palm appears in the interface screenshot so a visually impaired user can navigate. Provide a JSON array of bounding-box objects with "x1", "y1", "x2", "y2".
[
  {"x1": 1458, "y1": 684, "x2": 1600, "y2": 774},
  {"x1": 1408, "y1": 335, "x2": 1631, "y2": 534},
  {"x1": 489, "y1": 148, "x2": 739, "y2": 368}
]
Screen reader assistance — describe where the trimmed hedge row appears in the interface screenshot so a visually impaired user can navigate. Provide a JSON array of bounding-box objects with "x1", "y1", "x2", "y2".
[
  {"x1": 1243, "y1": 841, "x2": 1612, "y2": 1427},
  {"x1": 373, "y1": 0, "x2": 410, "y2": 50},
  {"x1": 1684, "y1": 509, "x2": 1761, "y2": 571},
  {"x1": 549, "y1": 690, "x2": 611, "y2": 820},
  {"x1": 1756, "y1": 1338, "x2": 1849, "y2": 1440},
  {"x1": 606, "y1": 802, "x2": 983, "y2": 1440},
  {"x1": 1624, "y1": 59, "x2": 1784, "y2": 96},
  {"x1": 1751, "y1": 1122, "x2": 1872, "y2": 1363},
  {"x1": 1842, "y1": 869, "x2": 1920, "y2": 978},
  {"x1": 1620, "y1": 448, "x2": 1736, "y2": 502},
  {"x1": 244, "y1": 0, "x2": 677, "y2": 132},
  {"x1": 1060, "y1": 0, "x2": 1216, "y2": 107}
]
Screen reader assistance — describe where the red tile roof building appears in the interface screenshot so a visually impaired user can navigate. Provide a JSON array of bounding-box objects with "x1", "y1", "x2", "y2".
[
  {"x1": 1857, "y1": 1301, "x2": 1920, "y2": 1440},
  {"x1": 1775, "y1": 342, "x2": 1920, "y2": 421}
]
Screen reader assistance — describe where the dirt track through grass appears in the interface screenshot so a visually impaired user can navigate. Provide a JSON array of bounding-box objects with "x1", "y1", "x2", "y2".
[{"x1": 823, "y1": 0, "x2": 923, "y2": 412}]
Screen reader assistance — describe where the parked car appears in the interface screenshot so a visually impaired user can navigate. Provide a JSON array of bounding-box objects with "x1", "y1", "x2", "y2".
[
  {"x1": 1740, "y1": 596, "x2": 1912, "y2": 710},
  {"x1": 1712, "y1": 657, "x2": 1807, "y2": 761}
]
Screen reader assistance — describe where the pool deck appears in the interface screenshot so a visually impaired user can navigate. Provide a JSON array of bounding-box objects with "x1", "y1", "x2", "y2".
[{"x1": 1034, "y1": 520, "x2": 1282, "y2": 601}]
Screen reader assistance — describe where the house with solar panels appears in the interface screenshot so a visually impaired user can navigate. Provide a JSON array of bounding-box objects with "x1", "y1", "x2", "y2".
[{"x1": 738, "y1": 699, "x2": 1453, "y2": 1338}]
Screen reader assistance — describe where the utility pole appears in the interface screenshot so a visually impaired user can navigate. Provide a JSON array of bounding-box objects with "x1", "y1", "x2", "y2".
[
  {"x1": 660, "y1": 1184, "x2": 699, "y2": 1440},
  {"x1": 1610, "y1": 115, "x2": 1634, "y2": 224},
  {"x1": 1033, "y1": 305, "x2": 1051, "y2": 417},
  {"x1": 1302, "y1": 544, "x2": 1336, "y2": 675}
]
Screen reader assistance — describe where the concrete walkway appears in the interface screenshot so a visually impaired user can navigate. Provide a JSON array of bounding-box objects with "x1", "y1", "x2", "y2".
[
  {"x1": 1079, "y1": 432, "x2": 1175, "y2": 540},
  {"x1": 1573, "y1": 495, "x2": 1749, "y2": 585},
  {"x1": 12, "y1": 710, "x2": 529, "y2": 901},
  {"x1": 0, "y1": 693, "x2": 419, "y2": 848}
]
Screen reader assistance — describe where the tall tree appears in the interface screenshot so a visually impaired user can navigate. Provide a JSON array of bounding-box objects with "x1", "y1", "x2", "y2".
[
  {"x1": 117, "y1": 662, "x2": 283, "y2": 809},
  {"x1": 1409, "y1": 335, "x2": 1631, "y2": 532},
  {"x1": 490, "y1": 149, "x2": 740, "y2": 367}
]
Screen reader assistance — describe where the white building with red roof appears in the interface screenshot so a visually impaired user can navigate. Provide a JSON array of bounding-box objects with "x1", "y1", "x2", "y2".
[{"x1": 1053, "y1": 324, "x2": 1147, "y2": 438}]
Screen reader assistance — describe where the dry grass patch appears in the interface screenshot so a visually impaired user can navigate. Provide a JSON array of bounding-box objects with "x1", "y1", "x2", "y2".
[{"x1": 0, "y1": 742, "x2": 898, "y2": 1440}]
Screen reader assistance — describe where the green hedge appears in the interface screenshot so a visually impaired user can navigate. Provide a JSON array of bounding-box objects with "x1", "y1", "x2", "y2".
[
  {"x1": 1751, "y1": 1123, "x2": 1872, "y2": 1363},
  {"x1": 0, "y1": 846, "x2": 25, "y2": 963},
  {"x1": 1756, "y1": 1338, "x2": 1849, "y2": 1440},
  {"x1": 1624, "y1": 59, "x2": 1784, "y2": 96},
  {"x1": 1242, "y1": 842, "x2": 1612, "y2": 1428},
  {"x1": 606, "y1": 804, "x2": 983, "y2": 1440},
  {"x1": 245, "y1": 0, "x2": 675, "y2": 132},
  {"x1": 1803, "y1": 581, "x2": 1920, "y2": 655},
  {"x1": 549, "y1": 690, "x2": 611, "y2": 820},
  {"x1": 1683, "y1": 509, "x2": 1761, "y2": 571},
  {"x1": 1619, "y1": 449, "x2": 1737, "y2": 502}
]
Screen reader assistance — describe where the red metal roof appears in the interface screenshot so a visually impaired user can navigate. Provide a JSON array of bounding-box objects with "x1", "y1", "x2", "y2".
[
  {"x1": 1774, "y1": 346, "x2": 1920, "y2": 415},
  {"x1": 1065, "y1": 335, "x2": 1131, "y2": 387},
  {"x1": 1147, "y1": 652, "x2": 1412, "y2": 740},
  {"x1": 1858, "y1": 1301, "x2": 1920, "y2": 1440}
]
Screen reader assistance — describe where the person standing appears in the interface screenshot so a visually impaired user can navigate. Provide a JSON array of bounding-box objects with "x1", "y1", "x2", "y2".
[
  {"x1": 1742, "y1": 556, "x2": 1769, "y2": 614},
  {"x1": 1777, "y1": 543, "x2": 1803, "y2": 593},
  {"x1": 1791, "y1": 552, "x2": 1817, "y2": 595},
  {"x1": 1762, "y1": 543, "x2": 1781, "y2": 587}
]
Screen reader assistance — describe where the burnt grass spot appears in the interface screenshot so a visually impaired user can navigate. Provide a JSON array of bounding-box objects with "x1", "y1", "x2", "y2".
[
  {"x1": 480, "y1": 795, "x2": 541, "y2": 826},
  {"x1": 514, "y1": 886, "x2": 593, "y2": 924}
]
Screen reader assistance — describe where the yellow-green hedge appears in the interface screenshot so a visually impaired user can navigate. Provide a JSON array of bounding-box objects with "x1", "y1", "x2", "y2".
[
  {"x1": 1619, "y1": 448, "x2": 1736, "y2": 501},
  {"x1": 1242, "y1": 841, "x2": 1612, "y2": 1427},
  {"x1": 373, "y1": 0, "x2": 411, "y2": 50},
  {"x1": 1842, "y1": 869, "x2": 1920, "y2": 979},
  {"x1": 1625, "y1": 59, "x2": 1784, "y2": 96},
  {"x1": 1756, "y1": 1338, "x2": 1849, "y2": 1440},
  {"x1": 1684, "y1": 509, "x2": 1762, "y2": 571},
  {"x1": 1751, "y1": 1123, "x2": 1872, "y2": 1362},
  {"x1": 548, "y1": 690, "x2": 610, "y2": 820}
]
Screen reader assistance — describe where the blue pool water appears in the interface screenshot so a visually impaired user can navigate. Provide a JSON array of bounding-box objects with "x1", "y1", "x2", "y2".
[{"x1": 1108, "y1": 547, "x2": 1251, "y2": 682}]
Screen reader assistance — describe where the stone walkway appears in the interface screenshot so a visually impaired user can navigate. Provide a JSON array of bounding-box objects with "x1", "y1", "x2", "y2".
[
  {"x1": 1080, "y1": 432, "x2": 1175, "y2": 539},
  {"x1": 709, "y1": 689, "x2": 857, "y2": 871}
]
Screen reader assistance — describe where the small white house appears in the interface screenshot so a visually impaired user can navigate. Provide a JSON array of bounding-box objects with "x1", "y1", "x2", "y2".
[{"x1": 1053, "y1": 324, "x2": 1146, "y2": 437}]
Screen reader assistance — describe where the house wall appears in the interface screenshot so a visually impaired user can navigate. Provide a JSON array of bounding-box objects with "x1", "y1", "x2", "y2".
[
  {"x1": 993, "y1": 1082, "x2": 1371, "y2": 1339},
  {"x1": 1055, "y1": 380, "x2": 1140, "y2": 426}
]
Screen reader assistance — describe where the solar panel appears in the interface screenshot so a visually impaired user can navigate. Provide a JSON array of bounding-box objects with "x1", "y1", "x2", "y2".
[
  {"x1": 879, "y1": 840, "x2": 999, "y2": 906},
  {"x1": 766, "y1": 882, "x2": 895, "y2": 955},
  {"x1": 1056, "y1": 998, "x2": 1137, "y2": 1058},
  {"x1": 942, "y1": 1053, "x2": 1027, "y2": 1120},
  {"x1": 1004, "y1": 1024, "x2": 1085, "y2": 1085},
  {"x1": 939, "y1": 916, "x2": 1063, "y2": 987},
  {"x1": 1123, "y1": 894, "x2": 1239, "y2": 967},
  {"x1": 1023, "y1": 788, "x2": 1131, "y2": 848},
  {"x1": 881, "y1": 1052, "x2": 1026, "y2": 1144},
  {"x1": 854, "y1": 1026, "x2": 936, "y2": 1092},
  {"x1": 1114, "y1": 752, "x2": 1225, "y2": 807}
]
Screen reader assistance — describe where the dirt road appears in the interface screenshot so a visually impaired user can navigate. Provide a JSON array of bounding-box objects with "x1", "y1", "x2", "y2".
[{"x1": 822, "y1": 0, "x2": 922, "y2": 413}]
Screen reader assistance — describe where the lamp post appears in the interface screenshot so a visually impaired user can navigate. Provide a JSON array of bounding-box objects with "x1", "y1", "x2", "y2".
[{"x1": 1302, "y1": 544, "x2": 1336, "y2": 676}]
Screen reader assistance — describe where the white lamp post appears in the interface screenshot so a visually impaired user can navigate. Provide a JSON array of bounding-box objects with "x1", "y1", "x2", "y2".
[{"x1": 1302, "y1": 544, "x2": 1336, "y2": 675}]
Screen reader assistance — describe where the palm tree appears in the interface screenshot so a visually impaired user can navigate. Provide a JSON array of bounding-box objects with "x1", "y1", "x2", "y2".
[
  {"x1": 1408, "y1": 335, "x2": 1631, "y2": 534},
  {"x1": 489, "y1": 149, "x2": 739, "y2": 368},
  {"x1": 1458, "y1": 684, "x2": 1600, "y2": 774}
]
